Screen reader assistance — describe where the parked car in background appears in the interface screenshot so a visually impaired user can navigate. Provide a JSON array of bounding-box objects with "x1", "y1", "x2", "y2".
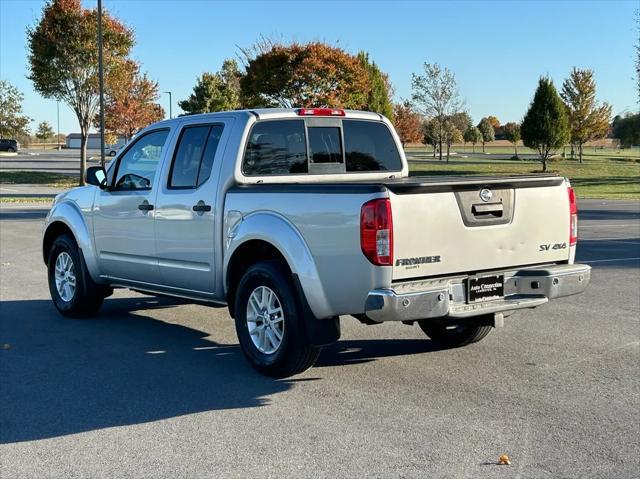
[
  {"x1": 42, "y1": 108, "x2": 591, "y2": 377},
  {"x1": 0, "y1": 139, "x2": 20, "y2": 152},
  {"x1": 106, "y1": 145, "x2": 121, "y2": 156}
]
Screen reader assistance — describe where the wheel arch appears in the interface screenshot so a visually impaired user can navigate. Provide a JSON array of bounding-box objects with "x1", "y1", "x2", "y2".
[
  {"x1": 43, "y1": 201, "x2": 102, "y2": 283},
  {"x1": 223, "y1": 212, "x2": 332, "y2": 319}
]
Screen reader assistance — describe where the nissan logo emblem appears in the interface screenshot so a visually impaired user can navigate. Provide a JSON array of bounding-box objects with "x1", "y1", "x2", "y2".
[{"x1": 479, "y1": 188, "x2": 493, "y2": 202}]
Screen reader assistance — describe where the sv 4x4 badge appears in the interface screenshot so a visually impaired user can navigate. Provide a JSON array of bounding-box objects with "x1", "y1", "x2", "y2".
[{"x1": 539, "y1": 242, "x2": 567, "y2": 251}]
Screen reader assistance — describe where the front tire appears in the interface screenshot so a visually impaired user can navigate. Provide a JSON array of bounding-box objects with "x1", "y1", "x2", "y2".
[
  {"x1": 418, "y1": 317, "x2": 492, "y2": 348},
  {"x1": 234, "y1": 261, "x2": 321, "y2": 377},
  {"x1": 47, "y1": 234, "x2": 105, "y2": 317}
]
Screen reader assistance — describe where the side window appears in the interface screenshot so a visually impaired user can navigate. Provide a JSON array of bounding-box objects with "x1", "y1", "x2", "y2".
[
  {"x1": 197, "y1": 125, "x2": 224, "y2": 186},
  {"x1": 343, "y1": 120, "x2": 402, "y2": 172},
  {"x1": 242, "y1": 120, "x2": 307, "y2": 176},
  {"x1": 169, "y1": 124, "x2": 224, "y2": 188},
  {"x1": 113, "y1": 130, "x2": 169, "y2": 190},
  {"x1": 169, "y1": 126, "x2": 208, "y2": 188}
]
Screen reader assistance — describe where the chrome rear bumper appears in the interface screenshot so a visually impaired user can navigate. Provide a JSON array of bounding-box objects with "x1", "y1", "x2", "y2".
[{"x1": 364, "y1": 264, "x2": 591, "y2": 323}]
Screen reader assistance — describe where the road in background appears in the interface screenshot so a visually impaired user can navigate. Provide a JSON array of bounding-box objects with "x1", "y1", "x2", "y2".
[
  {"x1": 0, "y1": 149, "x2": 105, "y2": 175},
  {"x1": 0, "y1": 200, "x2": 638, "y2": 478}
]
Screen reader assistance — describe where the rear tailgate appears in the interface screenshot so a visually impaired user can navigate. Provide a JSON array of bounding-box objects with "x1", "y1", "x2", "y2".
[{"x1": 388, "y1": 175, "x2": 572, "y2": 280}]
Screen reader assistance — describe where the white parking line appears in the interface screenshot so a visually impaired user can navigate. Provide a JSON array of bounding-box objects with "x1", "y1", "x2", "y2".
[
  {"x1": 580, "y1": 236, "x2": 639, "y2": 240},
  {"x1": 580, "y1": 224, "x2": 639, "y2": 228},
  {"x1": 579, "y1": 238, "x2": 640, "y2": 244},
  {"x1": 583, "y1": 257, "x2": 640, "y2": 264}
]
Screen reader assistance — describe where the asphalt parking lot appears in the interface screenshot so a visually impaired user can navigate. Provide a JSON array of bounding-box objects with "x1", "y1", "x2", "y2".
[{"x1": 0, "y1": 199, "x2": 638, "y2": 478}]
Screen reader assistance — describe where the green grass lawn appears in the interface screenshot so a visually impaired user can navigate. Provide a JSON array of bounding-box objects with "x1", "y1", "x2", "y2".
[
  {"x1": 406, "y1": 145, "x2": 640, "y2": 160},
  {"x1": 0, "y1": 171, "x2": 78, "y2": 188},
  {"x1": 407, "y1": 151, "x2": 640, "y2": 199},
  {"x1": 0, "y1": 197, "x2": 54, "y2": 204}
]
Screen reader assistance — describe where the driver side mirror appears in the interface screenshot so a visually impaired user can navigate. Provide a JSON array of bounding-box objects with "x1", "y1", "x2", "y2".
[{"x1": 86, "y1": 166, "x2": 107, "y2": 188}]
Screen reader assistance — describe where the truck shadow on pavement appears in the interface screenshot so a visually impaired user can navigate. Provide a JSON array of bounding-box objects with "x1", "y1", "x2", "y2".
[
  {"x1": 317, "y1": 338, "x2": 440, "y2": 367},
  {"x1": 0, "y1": 297, "x2": 440, "y2": 444},
  {"x1": 0, "y1": 297, "x2": 292, "y2": 444}
]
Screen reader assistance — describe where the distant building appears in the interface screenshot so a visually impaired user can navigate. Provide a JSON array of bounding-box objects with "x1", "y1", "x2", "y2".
[{"x1": 65, "y1": 133, "x2": 126, "y2": 149}]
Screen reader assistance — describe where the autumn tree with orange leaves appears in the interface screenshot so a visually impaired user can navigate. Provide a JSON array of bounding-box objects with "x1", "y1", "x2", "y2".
[
  {"x1": 241, "y1": 42, "x2": 370, "y2": 109},
  {"x1": 393, "y1": 101, "x2": 423, "y2": 147},
  {"x1": 28, "y1": 0, "x2": 134, "y2": 184},
  {"x1": 99, "y1": 60, "x2": 164, "y2": 142}
]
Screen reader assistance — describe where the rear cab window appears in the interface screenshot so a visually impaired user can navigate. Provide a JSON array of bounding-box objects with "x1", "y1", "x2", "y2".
[{"x1": 242, "y1": 118, "x2": 402, "y2": 177}]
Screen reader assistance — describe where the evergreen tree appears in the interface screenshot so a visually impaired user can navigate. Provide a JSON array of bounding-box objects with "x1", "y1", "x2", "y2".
[
  {"x1": 179, "y1": 59, "x2": 242, "y2": 114},
  {"x1": 358, "y1": 52, "x2": 394, "y2": 120},
  {"x1": 521, "y1": 77, "x2": 570, "y2": 172}
]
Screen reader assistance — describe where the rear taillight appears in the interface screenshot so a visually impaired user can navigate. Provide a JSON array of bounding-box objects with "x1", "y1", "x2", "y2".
[
  {"x1": 568, "y1": 186, "x2": 578, "y2": 246},
  {"x1": 360, "y1": 198, "x2": 393, "y2": 266},
  {"x1": 297, "y1": 108, "x2": 345, "y2": 116}
]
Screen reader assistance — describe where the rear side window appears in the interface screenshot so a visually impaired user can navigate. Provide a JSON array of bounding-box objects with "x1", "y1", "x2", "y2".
[
  {"x1": 343, "y1": 120, "x2": 402, "y2": 172},
  {"x1": 243, "y1": 120, "x2": 307, "y2": 175},
  {"x1": 169, "y1": 124, "x2": 224, "y2": 188}
]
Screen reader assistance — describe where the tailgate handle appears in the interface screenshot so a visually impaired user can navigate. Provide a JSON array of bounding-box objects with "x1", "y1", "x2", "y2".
[{"x1": 472, "y1": 202, "x2": 503, "y2": 217}]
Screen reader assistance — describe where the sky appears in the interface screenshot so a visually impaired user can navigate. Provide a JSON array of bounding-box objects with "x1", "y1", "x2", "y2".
[{"x1": 0, "y1": 0, "x2": 638, "y2": 135}]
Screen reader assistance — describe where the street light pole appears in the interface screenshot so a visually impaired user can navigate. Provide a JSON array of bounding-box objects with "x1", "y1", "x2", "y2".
[
  {"x1": 97, "y1": 0, "x2": 106, "y2": 168},
  {"x1": 56, "y1": 101, "x2": 61, "y2": 150},
  {"x1": 164, "y1": 91, "x2": 172, "y2": 119}
]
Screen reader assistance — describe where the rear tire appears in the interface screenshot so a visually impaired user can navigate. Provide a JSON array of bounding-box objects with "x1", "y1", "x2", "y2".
[
  {"x1": 234, "y1": 261, "x2": 321, "y2": 377},
  {"x1": 418, "y1": 317, "x2": 492, "y2": 348},
  {"x1": 47, "y1": 234, "x2": 106, "y2": 317}
]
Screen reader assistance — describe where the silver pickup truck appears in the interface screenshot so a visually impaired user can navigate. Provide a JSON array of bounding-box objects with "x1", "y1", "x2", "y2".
[{"x1": 43, "y1": 108, "x2": 591, "y2": 377}]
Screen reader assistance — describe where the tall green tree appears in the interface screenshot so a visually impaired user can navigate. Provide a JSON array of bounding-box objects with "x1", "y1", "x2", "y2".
[
  {"x1": 35, "y1": 121, "x2": 55, "y2": 142},
  {"x1": 612, "y1": 113, "x2": 640, "y2": 147},
  {"x1": 411, "y1": 63, "x2": 461, "y2": 161},
  {"x1": 443, "y1": 120, "x2": 463, "y2": 163},
  {"x1": 240, "y1": 42, "x2": 369, "y2": 109},
  {"x1": 477, "y1": 117, "x2": 495, "y2": 152},
  {"x1": 422, "y1": 119, "x2": 440, "y2": 157},
  {"x1": 448, "y1": 111, "x2": 472, "y2": 134},
  {"x1": 179, "y1": 59, "x2": 242, "y2": 114},
  {"x1": 502, "y1": 122, "x2": 521, "y2": 158},
  {"x1": 0, "y1": 80, "x2": 31, "y2": 139},
  {"x1": 463, "y1": 126, "x2": 482, "y2": 153},
  {"x1": 561, "y1": 68, "x2": 612, "y2": 163},
  {"x1": 28, "y1": 0, "x2": 134, "y2": 184},
  {"x1": 357, "y1": 52, "x2": 394, "y2": 120},
  {"x1": 521, "y1": 77, "x2": 570, "y2": 172}
]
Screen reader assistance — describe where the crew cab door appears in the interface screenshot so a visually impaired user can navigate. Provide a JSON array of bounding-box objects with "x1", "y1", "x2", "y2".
[
  {"x1": 93, "y1": 128, "x2": 171, "y2": 285},
  {"x1": 153, "y1": 119, "x2": 232, "y2": 296}
]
